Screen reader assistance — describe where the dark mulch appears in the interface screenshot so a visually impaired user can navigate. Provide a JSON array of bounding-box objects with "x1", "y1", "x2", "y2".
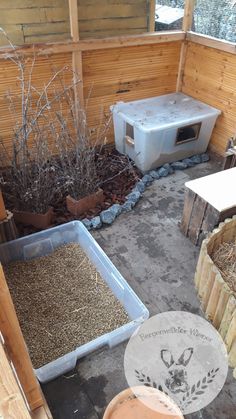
[{"x1": 8, "y1": 148, "x2": 141, "y2": 237}]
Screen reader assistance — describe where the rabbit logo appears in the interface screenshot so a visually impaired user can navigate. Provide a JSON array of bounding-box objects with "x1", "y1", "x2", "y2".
[
  {"x1": 161, "y1": 347, "x2": 194, "y2": 394},
  {"x1": 124, "y1": 312, "x2": 229, "y2": 414}
]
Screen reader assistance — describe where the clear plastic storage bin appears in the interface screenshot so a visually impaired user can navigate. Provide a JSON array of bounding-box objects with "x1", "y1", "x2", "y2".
[
  {"x1": 111, "y1": 93, "x2": 221, "y2": 172},
  {"x1": 0, "y1": 221, "x2": 149, "y2": 383}
]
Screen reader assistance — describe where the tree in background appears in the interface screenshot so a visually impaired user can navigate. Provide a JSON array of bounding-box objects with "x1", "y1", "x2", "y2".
[{"x1": 156, "y1": 0, "x2": 236, "y2": 42}]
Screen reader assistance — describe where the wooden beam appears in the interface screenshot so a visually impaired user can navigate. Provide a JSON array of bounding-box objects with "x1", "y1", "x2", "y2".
[
  {"x1": 0, "y1": 31, "x2": 185, "y2": 59},
  {"x1": 0, "y1": 264, "x2": 44, "y2": 412},
  {"x1": 0, "y1": 340, "x2": 31, "y2": 419},
  {"x1": 68, "y1": 0, "x2": 79, "y2": 42},
  {"x1": 31, "y1": 403, "x2": 53, "y2": 419},
  {"x1": 176, "y1": 41, "x2": 187, "y2": 92},
  {"x1": 0, "y1": 191, "x2": 7, "y2": 221},
  {"x1": 78, "y1": 31, "x2": 185, "y2": 51},
  {"x1": 149, "y1": 0, "x2": 156, "y2": 32},
  {"x1": 68, "y1": 0, "x2": 84, "y2": 108},
  {"x1": 187, "y1": 31, "x2": 236, "y2": 54},
  {"x1": 176, "y1": 0, "x2": 195, "y2": 91},
  {"x1": 182, "y1": 0, "x2": 195, "y2": 32},
  {"x1": 0, "y1": 40, "x2": 77, "y2": 58}
]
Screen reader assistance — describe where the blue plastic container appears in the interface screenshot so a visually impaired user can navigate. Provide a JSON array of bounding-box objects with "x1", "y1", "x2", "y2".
[{"x1": 0, "y1": 221, "x2": 149, "y2": 383}]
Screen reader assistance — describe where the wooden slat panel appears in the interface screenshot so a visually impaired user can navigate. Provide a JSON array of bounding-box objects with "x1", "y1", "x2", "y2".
[
  {"x1": 0, "y1": 0, "x2": 69, "y2": 46},
  {"x1": 0, "y1": 0, "x2": 66, "y2": 8},
  {"x1": 0, "y1": 25, "x2": 25, "y2": 46},
  {"x1": 83, "y1": 41, "x2": 182, "y2": 142},
  {"x1": 25, "y1": 33, "x2": 70, "y2": 43},
  {"x1": 0, "y1": 8, "x2": 67, "y2": 25},
  {"x1": 80, "y1": 29, "x2": 147, "y2": 40},
  {"x1": 0, "y1": 342, "x2": 31, "y2": 419},
  {"x1": 78, "y1": 0, "x2": 148, "y2": 38},
  {"x1": 79, "y1": 16, "x2": 147, "y2": 31},
  {"x1": 23, "y1": 22, "x2": 70, "y2": 36},
  {"x1": 78, "y1": 31, "x2": 185, "y2": 51},
  {"x1": 78, "y1": 3, "x2": 147, "y2": 20},
  {"x1": 0, "y1": 264, "x2": 44, "y2": 411},
  {"x1": 78, "y1": 0, "x2": 142, "y2": 4},
  {"x1": 0, "y1": 0, "x2": 149, "y2": 45},
  {"x1": 0, "y1": 52, "x2": 72, "y2": 155},
  {"x1": 182, "y1": 42, "x2": 236, "y2": 156}
]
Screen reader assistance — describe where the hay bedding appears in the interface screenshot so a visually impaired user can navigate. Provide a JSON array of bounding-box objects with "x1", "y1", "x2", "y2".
[
  {"x1": 211, "y1": 241, "x2": 236, "y2": 296},
  {"x1": 4, "y1": 243, "x2": 129, "y2": 369}
]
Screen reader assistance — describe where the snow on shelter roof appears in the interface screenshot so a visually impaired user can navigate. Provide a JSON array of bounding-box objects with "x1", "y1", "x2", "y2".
[{"x1": 155, "y1": 4, "x2": 184, "y2": 25}]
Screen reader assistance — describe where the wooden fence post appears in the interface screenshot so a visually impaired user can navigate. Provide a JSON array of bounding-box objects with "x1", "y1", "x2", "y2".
[
  {"x1": 176, "y1": 0, "x2": 195, "y2": 92},
  {"x1": 0, "y1": 340, "x2": 31, "y2": 418},
  {"x1": 0, "y1": 190, "x2": 7, "y2": 221},
  {"x1": 68, "y1": 0, "x2": 84, "y2": 109},
  {"x1": 182, "y1": 0, "x2": 195, "y2": 32},
  {"x1": 0, "y1": 264, "x2": 44, "y2": 411},
  {"x1": 149, "y1": 1, "x2": 156, "y2": 32}
]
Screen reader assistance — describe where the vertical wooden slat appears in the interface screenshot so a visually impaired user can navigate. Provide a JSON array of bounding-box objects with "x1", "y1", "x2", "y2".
[
  {"x1": 229, "y1": 339, "x2": 236, "y2": 369},
  {"x1": 0, "y1": 191, "x2": 7, "y2": 221},
  {"x1": 68, "y1": 0, "x2": 79, "y2": 41},
  {"x1": 0, "y1": 264, "x2": 44, "y2": 412},
  {"x1": 176, "y1": 0, "x2": 195, "y2": 91},
  {"x1": 225, "y1": 310, "x2": 236, "y2": 352},
  {"x1": 0, "y1": 341, "x2": 31, "y2": 419},
  {"x1": 213, "y1": 284, "x2": 231, "y2": 329},
  {"x1": 149, "y1": 0, "x2": 156, "y2": 32},
  {"x1": 68, "y1": 0, "x2": 84, "y2": 108},
  {"x1": 219, "y1": 295, "x2": 236, "y2": 340},
  {"x1": 182, "y1": 0, "x2": 195, "y2": 32},
  {"x1": 180, "y1": 188, "x2": 196, "y2": 235},
  {"x1": 205, "y1": 273, "x2": 224, "y2": 321}
]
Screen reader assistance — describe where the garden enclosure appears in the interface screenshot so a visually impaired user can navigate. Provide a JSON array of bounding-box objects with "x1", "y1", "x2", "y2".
[
  {"x1": 0, "y1": 0, "x2": 235, "y2": 161},
  {"x1": 0, "y1": 0, "x2": 236, "y2": 417}
]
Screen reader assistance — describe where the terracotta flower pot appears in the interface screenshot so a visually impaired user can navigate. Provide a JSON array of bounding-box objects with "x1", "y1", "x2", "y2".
[
  {"x1": 103, "y1": 387, "x2": 184, "y2": 419},
  {"x1": 66, "y1": 188, "x2": 104, "y2": 216},
  {"x1": 13, "y1": 207, "x2": 54, "y2": 229}
]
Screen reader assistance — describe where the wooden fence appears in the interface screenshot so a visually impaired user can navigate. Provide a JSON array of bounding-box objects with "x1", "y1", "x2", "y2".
[
  {"x1": 195, "y1": 216, "x2": 236, "y2": 378},
  {"x1": 0, "y1": 264, "x2": 52, "y2": 417},
  {"x1": 0, "y1": 0, "x2": 149, "y2": 45},
  {"x1": 183, "y1": 38, "x2": 236, "y2": 156},
  {"x1": 0, "y1": 0, "x2": 235, "y2": 158}
]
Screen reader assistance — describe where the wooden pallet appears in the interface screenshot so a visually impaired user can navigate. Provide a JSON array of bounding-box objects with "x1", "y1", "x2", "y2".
[
  {"x1": 194, "y1": 216, "x2": 236, "y2": 378},
  {"x1": 180, "y1": 167, "x2": 236, "y2": 245}
]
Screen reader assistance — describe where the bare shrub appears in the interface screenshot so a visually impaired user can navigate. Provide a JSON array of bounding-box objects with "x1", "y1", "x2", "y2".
[
  {"x1": 0, "y1": 31, "x2": 66, "y2": 213},
  {"x1": 0, "y1": 30, "x2": 111, "y2": 212},
  {"x1": 46, "y1": 73, "x2": 112, "y2": 200}
]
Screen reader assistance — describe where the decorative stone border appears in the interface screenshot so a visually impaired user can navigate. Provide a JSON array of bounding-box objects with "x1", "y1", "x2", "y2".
[
  {"x1": 195, "y1": 216, "x2": 236, "y2": 379},
  {"x1": 82, "y1": 153, "x2": 210, "y2": 230}
]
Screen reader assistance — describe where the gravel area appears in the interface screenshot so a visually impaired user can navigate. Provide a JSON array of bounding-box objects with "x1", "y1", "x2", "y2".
[{"x1": 4, "y1": 243, "x2": 129, "y2": 368}]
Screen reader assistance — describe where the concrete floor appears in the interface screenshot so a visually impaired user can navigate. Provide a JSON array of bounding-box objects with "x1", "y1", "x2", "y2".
[{"x1": 42, "y1": 159, "x2": 236, "y2": 419}]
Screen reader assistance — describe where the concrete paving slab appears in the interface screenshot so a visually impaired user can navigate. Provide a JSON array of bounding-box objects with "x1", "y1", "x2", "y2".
[{"x1": 43, "y1": 159, "x2": 235, "y2": 419}]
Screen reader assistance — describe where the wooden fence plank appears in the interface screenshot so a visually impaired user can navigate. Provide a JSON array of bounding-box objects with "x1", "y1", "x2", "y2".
[
  {"x1": 180, "y1": 188, "x2": 196, "y2": 235},
  {"x1": 68, "y1": 0, "x2": 84, "y2": 108},
  {"x1": 0, "y1": 342, "x2": 31, "y2": 419},
  {"x1": 182, "y1": 41, "x2": 236, "y2": 155},
  {"x1": 0, "y1": 264, "x2": 44, "y2": 411},
  {"x1": 176, "y1": 0, "x2": 195, "y2": 91},
  {"x1": 0, "y1": 191, "x2": 7, "y2": 221},
  {"x1": 149, "y1": 0, "x2": 155, "y2": 32}
]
